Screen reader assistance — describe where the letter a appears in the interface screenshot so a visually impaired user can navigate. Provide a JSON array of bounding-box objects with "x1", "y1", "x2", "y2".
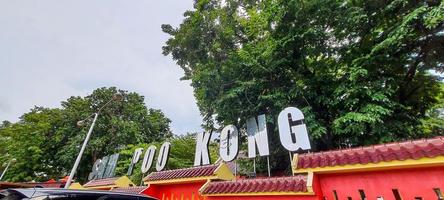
[{"x1": 194, "y1": 132, "x2": 212, "y2": 166}]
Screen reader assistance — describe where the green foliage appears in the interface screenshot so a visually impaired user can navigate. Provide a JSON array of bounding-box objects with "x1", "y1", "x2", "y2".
[
  {"x1": 420, "y1": 83, "x2": 444, "y2": 135},
  {"x1": 0, "y1": 87, "x2": 172, "y2": 183},
  {"x1": 162, "y1": 0, "x2": 444, "y2": 174},
  {"x1": 115, "y1": 133, "x2": 219, "y2": 185}
]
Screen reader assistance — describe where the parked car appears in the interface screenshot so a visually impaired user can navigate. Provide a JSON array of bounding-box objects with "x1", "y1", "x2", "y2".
[{"x1": 0, "y1": 188, "x2": 157, "y2": 200}]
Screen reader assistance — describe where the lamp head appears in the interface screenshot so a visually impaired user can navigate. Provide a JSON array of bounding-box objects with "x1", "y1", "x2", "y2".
[
  {"x1": 77, "y1": 120, "x2": 85, "y2": 127},
  {"x1": 112, "y1": 93, "x2": 123, "y2": 101}
]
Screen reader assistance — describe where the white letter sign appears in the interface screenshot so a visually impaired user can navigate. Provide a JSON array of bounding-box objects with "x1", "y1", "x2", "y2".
[
  {"x1": 156, "y1": 142, "x2": 171, "y2": 171},
  {"x1": 141, "y1": 145, "x2": 156, "y2": 173},
  {"x1": 132, "y1": 148, "x2": 143, "y2": 163},
  {"x1": 127, "y1": 148, "x2": 143, "y2": 175},
  {"x1": 246, "y1": 114, "x2": 270, "y2": 158},
  {"x1": 194, "y1": 132, "x2": 212, "y2": 166},
  {"x1": 278, "y1": 107, "x2": 311, "y2": 151},
  {"x1": 219, "y1": 125, "x2": 239, "y2": 162}
]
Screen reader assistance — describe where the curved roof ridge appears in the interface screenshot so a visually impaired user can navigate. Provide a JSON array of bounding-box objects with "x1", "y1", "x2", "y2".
[
  {"x1": 296, "y1": 136, "x2": 444, "y2": 169},
  {"x1": 300, "y1": 136, "x2": 444, "y2": 157},
  {"x1": 144, "y1": 164, "x2": 220, "y2": 182},
  {"x1": 201, "y1": 175, "x2": 309, "y2": 195}
]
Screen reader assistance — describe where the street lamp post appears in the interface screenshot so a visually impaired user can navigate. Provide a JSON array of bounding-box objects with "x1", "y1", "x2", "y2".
[
  {"x1": 64, "y1": 93, "x2": 122, "y2": 189},
  {"x1": 0, "y1": 158, "x2": 16, "y2": 181}
]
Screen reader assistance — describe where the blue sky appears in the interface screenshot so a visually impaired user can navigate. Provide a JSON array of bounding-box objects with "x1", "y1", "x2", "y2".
[{"x1": 0, "y1": 0, "x2": 202, "y2": 134}]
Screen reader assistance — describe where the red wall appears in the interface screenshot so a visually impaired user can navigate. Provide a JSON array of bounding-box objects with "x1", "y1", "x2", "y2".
[
  {"x1": 143, "y1": 181, "x2": 207, "y2": 200},
  {"x1": 142, "y1": 167, "x2": 444, "y2": 200},
  {"x1": 318, "y1": 167, "x2": 444, "y2": 200}
]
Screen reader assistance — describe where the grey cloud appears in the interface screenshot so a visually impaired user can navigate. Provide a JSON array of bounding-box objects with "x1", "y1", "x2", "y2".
[{"x1": 0, "y1": 0, "x2": 201, "y2": 134}]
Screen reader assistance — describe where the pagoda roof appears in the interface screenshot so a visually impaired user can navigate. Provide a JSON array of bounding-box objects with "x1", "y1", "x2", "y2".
[
  {"x1": 294, "y1": 136, "x2": 444, "y2": 173},
  {"x1": 200, "y1": 175, "x2": 312, "y2": 196}
]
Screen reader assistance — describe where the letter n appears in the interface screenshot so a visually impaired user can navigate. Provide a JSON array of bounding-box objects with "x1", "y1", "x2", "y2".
[{"x1": 246, "y1": 114, "x2": 270, "y2": 158}]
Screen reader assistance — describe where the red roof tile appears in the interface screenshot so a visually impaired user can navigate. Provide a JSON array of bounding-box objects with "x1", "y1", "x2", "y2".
[
  {"x1": 83, "y1": 177, "x2": 119, "y2": 187},
  {"x1": 144, "y1": 164, "x2": 218, "y2": 182},
  {"x1": 45, "y1": 179, "x2": 57, "y2": 183},
  {"x1": 59, "y1": 176, "x2": 70, "y2": 183},
  {"x1": 111, "y1": 186, "x2": 148, "y2": 194},
  {"x1": 201, "y1": 176, "x2": 308, "y2": 195},
  {"x1": 297, "y1": 136, "x2": 444, "y2": 169}
]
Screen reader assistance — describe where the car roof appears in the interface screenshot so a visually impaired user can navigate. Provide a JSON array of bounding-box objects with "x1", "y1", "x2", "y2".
[{"x1": 5, "y1": 188, "x2": 157, "y2": 199}]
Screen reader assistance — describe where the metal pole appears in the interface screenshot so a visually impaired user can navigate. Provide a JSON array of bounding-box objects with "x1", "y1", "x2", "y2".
[
  {"x1": 289, "y1": 151, "x2": 293, "y2": 165},
  {"x1": 140, "y1": 173, "x2": 145, "y2": 186},
  {"x1": 267, "y1": 156, "x2": 271, "y2": 177},
  {"x1": 65, "y1": 113, "x2": 99, "y2": 189},
  {"x1": 253, "y1": 158, "x2": 256, "y2": 175},
  {"x1": 234, "y1": 160, "x2": 237, "y2": 179},
  {"x1": 0, "y1": 161, "x2": 12, "y2": 181}
]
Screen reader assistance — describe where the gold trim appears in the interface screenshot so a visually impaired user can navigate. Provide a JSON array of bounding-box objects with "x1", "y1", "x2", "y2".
[
  {"x1": 214, "y1": 163, "x2": 235, "y2": 181},
  {"x1": 198, "y1": 180, "x2": 212, "y2": 194},
  {"x1": 306, "y1": 172, "x2": 313, "y2": 192},
  {"x1": 291, "y1": 153, "x2": 298, "y2": 175}
]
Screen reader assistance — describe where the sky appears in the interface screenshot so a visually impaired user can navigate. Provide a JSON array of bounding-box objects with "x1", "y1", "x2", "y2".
[{"x1": 0, "y1": 0, "x2": 203, "y2": 134}]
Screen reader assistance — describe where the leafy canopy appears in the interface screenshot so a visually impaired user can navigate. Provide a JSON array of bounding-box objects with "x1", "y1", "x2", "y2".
[
  {"x1": 162, "y1": 0, "x2": 444, "y2": 174},
  {"x1": 0, "y1": 87, "x2": 172, "y2": 182}
]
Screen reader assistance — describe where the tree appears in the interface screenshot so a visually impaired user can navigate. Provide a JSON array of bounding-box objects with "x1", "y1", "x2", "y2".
[
  {"x1": 0, "y1": 107, "x2": 62, "y2": 181},
  {"x1": 420, "y1": 83, "x2": 444, "y2": 135},
  {"x1": 0, "y1": 87, "x2": 172, "y2": 182},
  {"x1": 162, "y1": 0, "x2": 444, "y2": 174}
]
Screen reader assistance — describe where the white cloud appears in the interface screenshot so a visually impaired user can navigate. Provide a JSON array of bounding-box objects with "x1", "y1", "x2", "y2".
[{"x1": 0, "y1": 0, "x2": 202, "y2": 134}]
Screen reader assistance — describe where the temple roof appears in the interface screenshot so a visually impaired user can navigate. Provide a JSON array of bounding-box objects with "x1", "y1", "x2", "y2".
[
  {"x1": 295, "y1": 136, "x2": 444, "y2": 170},
  {"x1": 111, "y1": 186, "x2": 148, "y2": 194},
  {"x1": 83, "y1": 177, "x2": 120, "y2": 187},
  {"x1": 143, "y1": 163, "x2": 235, "y2": 185},
  {"x1": 201, "y1": 175, "x2": 309, "y2": 195},
  {"x1": 83, "y1": 176, "x2": 134, "y2": 189},
  {"x1": 144, "y1": 164, "x2": 219, "y2": 182}
]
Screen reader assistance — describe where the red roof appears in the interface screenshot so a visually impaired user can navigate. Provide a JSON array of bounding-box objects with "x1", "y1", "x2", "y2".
[
  {"x1": 59, "y1": 176, "x2": 70, "y2": 183},
  {"x1": 45, "y1": 179, "x2": 57, "y2": 183},
  {"x1": 297, "y1": 136, "x2": 444, "y2": 169},
  {"x1": 83, "y1": 177, "x2": 119, "y2": 187},
  {"x1": 201, "y1": 176, "x2": 308, "y2": 195},
  {"x1": 111, "y1": 186, "x2": 148, "y2": 194},
  {"x1": 144, "y1": 164, "x2": 218, "y2": 182}
]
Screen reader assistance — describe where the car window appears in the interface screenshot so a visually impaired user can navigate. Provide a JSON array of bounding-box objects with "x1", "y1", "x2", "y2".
[{"x1": 0, "y1": 191, "x2": 24, "y2": 200}]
